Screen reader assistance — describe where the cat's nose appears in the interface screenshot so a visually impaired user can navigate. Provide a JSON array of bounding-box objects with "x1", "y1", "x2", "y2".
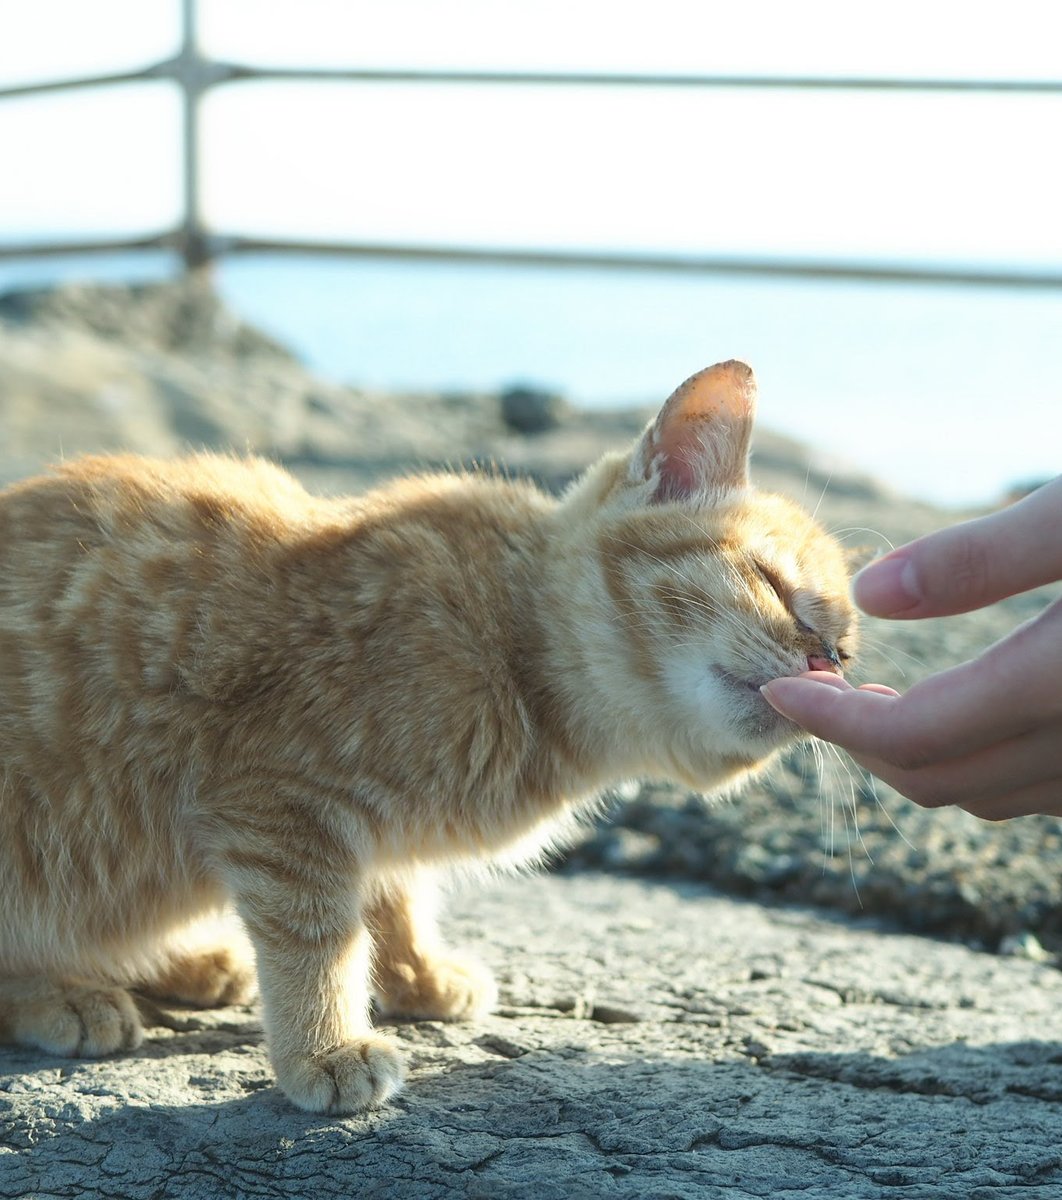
[{"x1": 807, "y1": 651, "x2": 842, "y2": 675}]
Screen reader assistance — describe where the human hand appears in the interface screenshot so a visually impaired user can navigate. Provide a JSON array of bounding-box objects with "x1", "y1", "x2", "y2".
[{"x1": 760, "y1": 476, "x2": 1062, "y2": 820}]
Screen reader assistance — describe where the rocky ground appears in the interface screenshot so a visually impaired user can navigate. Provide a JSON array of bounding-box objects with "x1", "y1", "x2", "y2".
[
  {"x1": 1, "y1": 279, "x2": 1060, "y2": 1197},
  {"x1": 5, "y1": 874, "x2": 1062, "y2": 1199}
]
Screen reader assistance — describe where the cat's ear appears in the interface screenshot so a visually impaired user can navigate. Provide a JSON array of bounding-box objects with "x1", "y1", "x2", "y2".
[{"x1": 628, "y1": 360, "x2": 756, "y2": 502}]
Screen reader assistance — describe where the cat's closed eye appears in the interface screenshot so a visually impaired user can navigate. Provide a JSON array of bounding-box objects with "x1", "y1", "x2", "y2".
[{"x1": 753, "y1": 560, "x2": 790, "y2": 605}]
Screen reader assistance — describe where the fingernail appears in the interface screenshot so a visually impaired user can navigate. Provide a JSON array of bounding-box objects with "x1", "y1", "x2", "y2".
[
  {"x1": 852, "y1": 553, "x2": 920, "y2": 616},
  {"x1": 759, "y1": 680, "x2": 791, "y2": 714},
  {"x1": 759, "y1": 676, "x2": 837, "y2": 716}
]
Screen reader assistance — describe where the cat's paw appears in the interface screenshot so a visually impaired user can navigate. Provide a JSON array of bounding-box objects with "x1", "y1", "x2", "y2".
[
  {"x1": 376, "y1": 954, "x2": 497, "y2": 1022},
  {"x1": 276, "y1": 1036, "x2": 405, "y2": 1114},
  {"x1": 10, "y1": 980, "x2": 144, "y2": 1057},
  {"x1": 142, "y1": 945, "x2": 257, "y2": 1008}
]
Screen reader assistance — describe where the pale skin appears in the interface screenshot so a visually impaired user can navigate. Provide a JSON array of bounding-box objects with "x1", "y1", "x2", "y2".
[{"x1": 760, "y1": 476, "x2": 1062, "y2": 822}]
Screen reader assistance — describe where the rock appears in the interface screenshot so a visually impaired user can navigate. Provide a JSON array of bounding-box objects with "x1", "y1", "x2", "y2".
[
  {"x1": 0, "y1": 278, "x2": 294, "y2": 363},
  {"x1": 1000, "y1": 931, "x2": 1052, "y2": 963},
  {"x1": 499, "y1": 384, "x2": 567, "y2": 434}
]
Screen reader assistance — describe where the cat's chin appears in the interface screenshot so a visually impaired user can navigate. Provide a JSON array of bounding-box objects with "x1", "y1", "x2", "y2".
[{"x1": 710, "y1": 667, "x2": 804, "y2": 752}]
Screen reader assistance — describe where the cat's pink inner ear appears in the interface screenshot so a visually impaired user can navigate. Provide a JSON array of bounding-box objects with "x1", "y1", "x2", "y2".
[{"x1": 644, "y1": 360, "x2": 757, "y2": 501}]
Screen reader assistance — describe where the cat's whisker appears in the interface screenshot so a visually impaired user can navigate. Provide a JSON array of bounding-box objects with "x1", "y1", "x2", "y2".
[
  {"x1": 811, "y1": 736, "x2": 839, "y2": 868},
  {"x1": 827, "y1": 526, "x2": 896, "y2": 554},
  {"x1": 839, "y1": 799, "x2": 864, "y2": 909},
  {"x1": 860, "y1": 769, "x2": 919, "y2": 853},
  {"x1": 810, "y1": 472, "x2": 834, "y2": 523},
  {"x1": 623, "y1": 586, "x2": 759, "y2": 646},
  {"x1": 857, "y1": 634, "x2": 927, "y2": 672},
  {"x1": 805, "y1": 738, "x2": 831, "y2": 872},
  {"x1": 604, "y1": 535, "x2": 707, "y2": 591},
  {"x1": 676, "y1": 510, "x2": 724, "y2": 550},
  {"x1": 822, "y1": 741, "x2": 873, "y2": 867}
]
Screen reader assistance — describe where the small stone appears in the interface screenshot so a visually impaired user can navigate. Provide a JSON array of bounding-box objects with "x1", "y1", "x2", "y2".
[
  {"x1": 499, "y1": 385, "x2": 566, "y2": 434},
  {"x1": 601, "y1": 829, "x2": 660, "y2": 869},
  {"x1": 999, "y1": 931, "x2": 1051, "y2": 962},
  {"x1": 587, "y1": 1005, "x2": 642, "y2": 1025},
  {"x1": 742, "y1": 1037, "x2": 772, "y2": 1060},
  {"x1": 475, "y1": 1035, "x2": 528, "y2": 1059}
]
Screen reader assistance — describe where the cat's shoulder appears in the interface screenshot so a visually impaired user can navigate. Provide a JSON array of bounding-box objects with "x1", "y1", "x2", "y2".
[
  {"x1": 2, "y1": 452, "x2": 319, "y2": 527},
  {"x1": 5, "y1": 450, "x2": 303, "y2": 499}
]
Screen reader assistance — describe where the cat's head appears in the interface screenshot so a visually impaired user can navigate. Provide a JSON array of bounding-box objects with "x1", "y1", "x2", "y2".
[{"x1": 559, "y1": 360, "x2": 857, "y2": 788}]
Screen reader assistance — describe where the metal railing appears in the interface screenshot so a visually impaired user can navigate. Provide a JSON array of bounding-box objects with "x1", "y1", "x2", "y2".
[{"x1": 2, "y1": 0, "x2": 1061, "y2": 288}]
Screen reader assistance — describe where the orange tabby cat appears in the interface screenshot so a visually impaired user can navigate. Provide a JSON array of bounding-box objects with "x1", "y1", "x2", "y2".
[{"x1": 0, "y1": 361, "x2": 855, "y2": 1113}]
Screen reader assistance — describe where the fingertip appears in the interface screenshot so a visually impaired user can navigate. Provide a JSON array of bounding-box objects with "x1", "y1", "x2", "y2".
[
  {"x1": 761, "y1": 674, "x2": 901, "y2": 739},
  {"x1": 852, "y1": 553, "x2": 921, "y2": 617},
  {"x1": 857, "y1": 683, "x2": 902, "y2": 697},
  {"x1": 801, "y1": 670, "x2": 854, "y2": 691},
  {"x1": 760, "y1": 675, "x2": 846, "y2": 718}
]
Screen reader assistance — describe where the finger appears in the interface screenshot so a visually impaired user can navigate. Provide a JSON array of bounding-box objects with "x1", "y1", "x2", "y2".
[
  {"x1": 764, "y1": 597, "x2": 1062, "y2": 767},
  {"x1": 957, "y1": 778, "x2": 1062, "y2": 822},
  {"x1": 844, "y1": 720, "x2": 1062, "y2": 812},
  {"x1": 764, "y1": 671, "x2": 899, "y2": 697},
  {"x1": 852, "y1": 474, "x2": 1062, "y2": 618},
  {"x1": 760, "y1": 676, "x2": 904, "y2": 756},
  {"x1": 855, "y1": 748, "x2": 1062, "y2": 819},
  {"x1": 760, "y1": 671, "x2": 897, "y2": 710},
  {"x1": 886, "y1": 597, "x2": 1062, "y2": 763}
]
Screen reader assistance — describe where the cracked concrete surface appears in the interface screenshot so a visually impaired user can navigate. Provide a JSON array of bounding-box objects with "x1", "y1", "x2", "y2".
[{"x1": 4, "y1": 874, "x2": 1062, "y2": 1199}]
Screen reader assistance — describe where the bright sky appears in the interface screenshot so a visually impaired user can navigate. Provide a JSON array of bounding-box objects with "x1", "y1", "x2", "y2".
[{"x1": 2, "y1": 0, "x2": 1062, "y2": 266}]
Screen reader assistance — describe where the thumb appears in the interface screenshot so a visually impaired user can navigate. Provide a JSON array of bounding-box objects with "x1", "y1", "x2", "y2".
[{"x1": 852, "y1": 475, "x2": 1062, "y2": 619}]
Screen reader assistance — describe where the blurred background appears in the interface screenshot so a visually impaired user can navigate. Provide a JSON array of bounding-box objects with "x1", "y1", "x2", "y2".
[{"x1": 1, "y1": 0, "x2": 1060, "y2": 506}]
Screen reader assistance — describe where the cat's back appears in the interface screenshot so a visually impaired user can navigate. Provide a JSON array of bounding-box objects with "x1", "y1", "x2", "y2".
[
  {"x1": 1, "y1": 453, "x2": 327, "y2": 619},
  {"x1": 1, "y1": 452, "x2": 319, "y2": 553},
  {"x1": 0, "y1": 453, "x2": 554, "y2": 730},
  {"x1": 0, "y1": 454, "x2": 331, "y2": 743}
]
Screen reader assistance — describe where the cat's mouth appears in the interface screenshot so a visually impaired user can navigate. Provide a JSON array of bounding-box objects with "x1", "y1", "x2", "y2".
[
  {"x1": 712, "y1": 667, "x2": 771, "y2": 694},
  {"x1": 713, "y1": 661, "x2": 843, "y2": 695},
  {"x1": 710, "y1": 665, "x2": 805, "y2": 747}
]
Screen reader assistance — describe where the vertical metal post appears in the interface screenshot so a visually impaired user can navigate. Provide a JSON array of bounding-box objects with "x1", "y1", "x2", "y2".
[{"x1": 177, "y1": 0, "x2": 210, "y2": 272}]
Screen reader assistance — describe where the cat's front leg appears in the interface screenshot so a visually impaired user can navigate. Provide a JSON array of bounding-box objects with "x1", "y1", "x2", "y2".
[
  {"x1": 369, "y1": 873, "x2": 496, "y2": 1021},
  {"x1": 222, "y1": 841, "x2": 403, "y2": 1114}
]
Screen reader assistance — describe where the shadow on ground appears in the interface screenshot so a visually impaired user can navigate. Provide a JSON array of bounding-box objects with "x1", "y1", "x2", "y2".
[
  {"x1": 5, "y1": 874, "x2": 1062, "y2": 1199},
  {"x1": 4, "y1": 1037, "x2": 1062, "y2": 1200}
]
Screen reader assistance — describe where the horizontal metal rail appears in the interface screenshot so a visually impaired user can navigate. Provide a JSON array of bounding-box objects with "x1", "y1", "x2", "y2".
[
  {"x1": 2, "y1": 0, "x2": 1060, "y2": 286},
  {"x1": 5, "y1": 63, "x2": 1062, "y2": 100},
  {"x1": 3, "y1": 234, "x2": 1060, "y2": 291}
]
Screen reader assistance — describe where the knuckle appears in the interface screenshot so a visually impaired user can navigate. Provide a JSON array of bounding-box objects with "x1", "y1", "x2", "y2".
[{"x1": 939, "y1": 533, "x2": 993, "y2": 608}]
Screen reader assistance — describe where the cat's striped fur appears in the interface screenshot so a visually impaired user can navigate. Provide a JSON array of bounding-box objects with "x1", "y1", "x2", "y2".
[{"x1": 0, "y1": 361, "x2": 855, "y2": 1112}]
